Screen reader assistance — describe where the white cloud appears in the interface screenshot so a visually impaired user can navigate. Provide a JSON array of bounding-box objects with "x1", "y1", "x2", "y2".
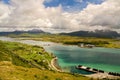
[
  {"x1": 0, "y1": 2, "x2": 11, "y2": 22},
  {"x1": 0, "y1": 0, "x2": 120, "y2": 33},
  {"x1": 62, "y1": 0, "x2": 120, "y2": 32},
  {"x1": 0, "y1": 0, "x2": 65, "y2": 32}
]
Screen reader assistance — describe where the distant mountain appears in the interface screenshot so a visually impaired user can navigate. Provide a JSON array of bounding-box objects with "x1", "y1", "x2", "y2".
[
  {"x1": 27, "y1": 29, "x2": 44, "y2": 33},
  {"x1": 0, "y1": 29, "x2": 47, "y2": 36},
  {"x1": 60, "y1": 30, "x2": 120, "y2": 38}
]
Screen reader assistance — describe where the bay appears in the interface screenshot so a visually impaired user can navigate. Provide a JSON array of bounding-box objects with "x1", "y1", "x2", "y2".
[{"x1": 0, "y1": 37, "x2": 120, "y2": 74}]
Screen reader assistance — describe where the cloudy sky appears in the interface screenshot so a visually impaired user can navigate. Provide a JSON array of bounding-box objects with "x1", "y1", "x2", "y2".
[{"x1": 0, "y1": 0, "x2": 120, "y2": 33}]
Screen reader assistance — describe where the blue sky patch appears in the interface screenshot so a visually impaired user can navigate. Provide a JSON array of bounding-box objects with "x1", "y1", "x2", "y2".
[
  {"x1": 2, "y1": 0, "x2": 9, "y2": 4},
  {"x1": 44, "y1": 0, "x2": 105, "y2": 12}
]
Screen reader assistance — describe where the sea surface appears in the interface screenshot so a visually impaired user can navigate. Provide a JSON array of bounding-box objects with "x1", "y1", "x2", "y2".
[{"x1": 0, "y1": 37, "x2": 120, "y2": 74}]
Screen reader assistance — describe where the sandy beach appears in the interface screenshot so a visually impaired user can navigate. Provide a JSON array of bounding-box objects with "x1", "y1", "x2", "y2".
[{"x1": 51, "y1": 57, "x2": 62, "y2": 72}]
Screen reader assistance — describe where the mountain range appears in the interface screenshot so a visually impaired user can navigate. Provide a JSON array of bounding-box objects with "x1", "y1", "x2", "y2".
[
  {"x1": 0, "y1": 29, "x2": 46, "y2": 36},
  {"x1": 60, "y1": 30, "x2": 120, "y2": 38},
  {"x1": 0, "y1": 29, "x2": 120, "y2": 38}
]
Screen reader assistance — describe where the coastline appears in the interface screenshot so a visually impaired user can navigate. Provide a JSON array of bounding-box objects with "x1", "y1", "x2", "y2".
[
  {"x1": 13, "y1": 37, "x2": 120, "y2": 49},
  {"x1": 0, "y1": 37, "x2": 120, "y2": 79},
  {"x1": 76, "y1": 65, "x2": 120, "y2": 79},
  {"x1": 51, "y1": 58, "x2": 120, "y2": 79},
  {"x1": 51, "y1": 57, "x2": 63, "y2": 72}
]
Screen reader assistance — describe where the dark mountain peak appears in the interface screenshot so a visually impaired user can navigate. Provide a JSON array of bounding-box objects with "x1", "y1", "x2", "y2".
[{"x1": 60, "y1": 30, "x2": 120, "y2": 38}]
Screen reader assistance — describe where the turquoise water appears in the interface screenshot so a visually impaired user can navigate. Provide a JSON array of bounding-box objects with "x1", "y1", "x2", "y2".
[
  {"x1": 44, "y1": 44, "x2": 120, "y2": 74},
  {"x1": 0, "y1": 37, "x2": 120, "y2": 74}
]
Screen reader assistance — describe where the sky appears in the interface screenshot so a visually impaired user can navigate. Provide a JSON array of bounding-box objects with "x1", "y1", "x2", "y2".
[{"x1": 0, "y1": 0, "x2": 120, "y2": 33}]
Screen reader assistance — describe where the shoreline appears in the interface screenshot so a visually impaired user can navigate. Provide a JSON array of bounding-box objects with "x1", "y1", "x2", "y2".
[
  {"x1": 51, "y1": 57, "x2": 63, "y2": 72},
  {"x1": 76, "y1": 65, "x2": 120, "y2": 79},
  {"x1": 11, "y1": 37, "x2": 120, "y2": 49},
  {"x1": 15, "y1": 37, "x2": 120, "y2": 49},
  {"x1": 51, "y1": 59, "x2": 120, "y2": 79},
  {"x1": 1, "y1": 37, "x2": 120, "y2": 79}
]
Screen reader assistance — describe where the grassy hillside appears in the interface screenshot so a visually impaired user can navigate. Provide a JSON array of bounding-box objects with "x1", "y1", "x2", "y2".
[
  {"x1": 0, "y1": 40, "x2": 53, "y2": 69},
  {"x1": 0, "y1": 40, "x2": 90, "y2": 80},
  {"x1": 8, "y1": 33, "x2": 120, "y2": 48},
  {"x1": 0, "y1": 61, "x2": 89, "y2": 80}
]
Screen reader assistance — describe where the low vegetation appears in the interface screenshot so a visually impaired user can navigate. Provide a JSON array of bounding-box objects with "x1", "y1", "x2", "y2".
[
  {"x1": 9, "y1": 33, "x2": 120, "y2": 48},
  {"x1": 0, "y1": 40, "x2": 90, "y2": 80}
]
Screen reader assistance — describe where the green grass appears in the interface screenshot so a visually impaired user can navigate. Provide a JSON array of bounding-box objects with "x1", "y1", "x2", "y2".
[
  {"x1": 0, "y1": 61, "x2": 90, "y2": 80},
  {"x1": 0, "y1": 40, "x2": 91, "y2": 80},
  {"x1": 2, "y1": 41, "x2": 53, "y2": 69}
]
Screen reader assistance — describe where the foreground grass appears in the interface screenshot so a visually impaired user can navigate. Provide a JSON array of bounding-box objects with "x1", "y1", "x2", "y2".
[
  {"x1": 0, "y1": 61, "x2": 89, "y2": 80},
  {"x1": 0, "y1": 40, "x2": 90, "y2": 80},
  {"x1": 9, "y1": 33, "x2": 120, "y2": 48}
]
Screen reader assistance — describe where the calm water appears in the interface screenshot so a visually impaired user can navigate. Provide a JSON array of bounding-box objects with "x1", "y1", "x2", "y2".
[{"x1": 0, "y1": 37, "x2": 120, "y2": 74}]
